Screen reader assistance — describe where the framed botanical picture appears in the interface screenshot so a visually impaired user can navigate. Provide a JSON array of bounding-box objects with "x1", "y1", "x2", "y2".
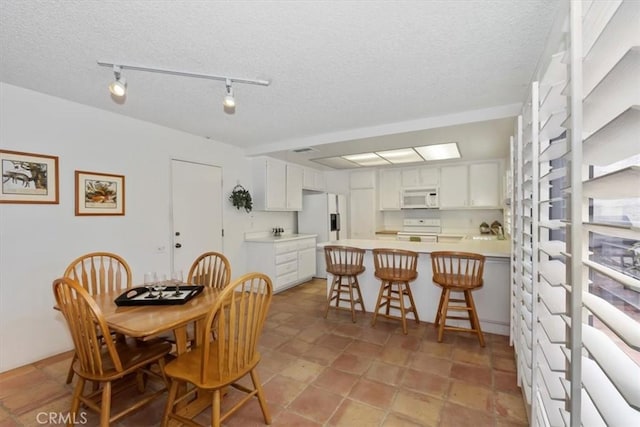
[
  {"x1": 0, "y1": 149, "x2": 59, "y2": 204},
  {"x1": 75, "y1": 170, "x2": 125, "y2": 216}
]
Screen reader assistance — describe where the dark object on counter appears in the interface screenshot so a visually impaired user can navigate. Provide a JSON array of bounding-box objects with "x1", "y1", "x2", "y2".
[
  {"x1": 479, "y1": 222, "x2": 491, "y2": 234},
  {"x1": 272, "y1": 227, "x2": 284, "y2": 236}
]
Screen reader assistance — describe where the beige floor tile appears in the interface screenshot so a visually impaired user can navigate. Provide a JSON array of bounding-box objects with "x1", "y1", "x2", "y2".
[
  {"x1": 451, "y1": 347, "x2": 492, "y2": 366},
  {"x1": 400, "y1": 368, "x2": 450, "y2": 399},
  {"x1": 450, "y1": 362, "x2": 493, "y2": 387},
  {"x1": 273, "y1": 410, "x2": 323, "y2": 426},
  {"x1": 278, "y1": 338, "x2": 315, "y2": 357},
  {"x1": 331, "y1": 352, "x2": 373, "y2": 376},
  {"x1": 280, "y1": 359, "x2": 324, "y2": 384},
  {"x1": 494, "y1": 391, "x2": 528, "y2": 422},
  {"x1": 364, "y1": 360, "x2": 405, "y2": 386},
  {"x1": 313, "y1": 367, "x2": 359, "y2": 396},
  {"x1": 447, "y1": 380, "x2": 493, "y2": 412},
  {"x1": 382, "y1": 412, "x2": 426, "y2": 427},
  {"x1": 439, "y1": 401, "x2": 495, "y2": 427},
  {"x1": 328, "y1": 398, "x2": 386, "y2": 426},
  {"x1": 348, "y1": 377, "x2": 396, "y2": 409},
  {"x1": 288, "y1": 385, "x2": 343, "y2": 424},
  {"x1": 344, "y1": 339, "x2": 384, "y2": 357},
  {"x1": 263, "y1": 374, "x2": 307, "y2": 407},
  {"x1": 391, "y1": 389, "x2": 443, "y2": 427},
  {"x1": 408, "y1": 352, "x2": 453, "y2": 376}
]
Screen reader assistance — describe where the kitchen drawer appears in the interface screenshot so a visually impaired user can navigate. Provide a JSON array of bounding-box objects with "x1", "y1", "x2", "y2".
[
  {"x1": 297, "y1": 238, "x2": 316, "y2": 250},
  {"x1": 276, "y1": 260, "x2": 297, "y2": 276},
  {"x1": 275, "y1": 242, "x2": 298, "y2": 255},
  {"x1": 276, "y1": 270, "x2": 298, "y2": 288},
  {"x1": 275, "y1": 251, "x2": 298, "y2": 265}
]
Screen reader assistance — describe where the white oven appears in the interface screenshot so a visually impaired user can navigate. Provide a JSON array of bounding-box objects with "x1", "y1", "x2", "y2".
[{"x1": 396, "y1": 219, "x2": 441, "y2": 242}]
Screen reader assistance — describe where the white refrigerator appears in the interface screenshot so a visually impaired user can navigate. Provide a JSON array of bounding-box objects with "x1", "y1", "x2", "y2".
[{"x1": 297, "y1": 192, "x2": 347, "y2": 278}]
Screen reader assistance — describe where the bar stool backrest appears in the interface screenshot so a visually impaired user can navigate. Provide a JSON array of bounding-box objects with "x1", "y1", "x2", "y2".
[
  {"x1": 324, "y1": 245, "x2": 365, "y2": 276},
  {"x1": 372, "y1": 248, "x2": 418, "y2": 280},
  {"x1": 431, "y1": 251, "x2": 485, "y2": 289}
]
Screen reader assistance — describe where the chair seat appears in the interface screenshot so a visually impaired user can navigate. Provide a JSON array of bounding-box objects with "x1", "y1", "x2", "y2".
[
  {"x1": 164, "y1": 344, "x2": 260, "y2": 389},
  {"x1": 326, "y1": 264, "x2": 365, "y2": 276},
  {"x1": 374, "y1": 268, "x2": 417, "y2": 282},
  {"x1": 433, "y1": 273, "x2": 483, "y2": 290},
  {"x1": 74, "y1": 338, "x2": 172, "y2": 382}
]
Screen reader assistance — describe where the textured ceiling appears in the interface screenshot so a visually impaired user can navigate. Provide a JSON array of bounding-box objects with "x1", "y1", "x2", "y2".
[{"x1": 0, "y1": 1, "x2": 561, "y2": 167}]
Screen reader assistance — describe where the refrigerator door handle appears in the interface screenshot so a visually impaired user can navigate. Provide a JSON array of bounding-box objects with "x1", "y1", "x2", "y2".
[{"x1": 336, "y1": 213, "x2": 341, "y2": 231}]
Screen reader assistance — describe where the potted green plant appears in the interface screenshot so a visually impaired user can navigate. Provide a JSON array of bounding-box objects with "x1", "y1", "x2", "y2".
[{"x1": 229, "y1": 184, "x2": 253, "y2": 213}]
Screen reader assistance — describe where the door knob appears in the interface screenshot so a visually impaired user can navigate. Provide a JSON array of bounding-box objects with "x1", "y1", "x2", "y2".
[{"x1": 175, "y1": 243, "x2": 182, "y2": 248}]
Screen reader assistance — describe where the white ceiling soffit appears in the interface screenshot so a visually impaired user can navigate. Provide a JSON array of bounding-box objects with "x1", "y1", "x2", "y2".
[{"x1": 0, "y1": 0, "x2": 561, "y2": 165}]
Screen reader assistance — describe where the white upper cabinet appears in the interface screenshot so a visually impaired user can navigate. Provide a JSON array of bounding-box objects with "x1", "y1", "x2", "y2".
[
  {"x1": 302, "y1": 167, "x2": 326, "y2": 191},
  {"x1": 401, "y1": 167, "x2": 439, "y2": 187},
  {"x1": 378, "y1": 169, "x2": 402, "y2": 210},
  {"x1": 286, "y1": 164, "x2": 303, "y2": 210},
  {"x1": 469, "y1": 162, "x2": 501, "y2": 208},
  {"x1": 439, "y1": 161, "x2": 501, "y2": 209},
  {"x1": 439, "y1": 165, "x2": 468, "y2": 208},
  {"x1": 252, "y1": 158, "x2": 304, "y2": 211}
]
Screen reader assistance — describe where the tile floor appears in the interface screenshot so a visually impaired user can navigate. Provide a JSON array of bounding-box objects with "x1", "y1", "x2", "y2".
[{"x1": 0, "y1": 278, "x2": 528, "y2": 426}]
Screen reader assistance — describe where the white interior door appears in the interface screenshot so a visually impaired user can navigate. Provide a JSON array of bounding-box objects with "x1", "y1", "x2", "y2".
[{"x1": 171, "y1": 160, "x2": 223, "y2": 274}]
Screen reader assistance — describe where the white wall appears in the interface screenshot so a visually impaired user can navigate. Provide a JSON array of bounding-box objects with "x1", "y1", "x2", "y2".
[{"x1": 0, "y1": 83, "x2": 295, "y2": 372}]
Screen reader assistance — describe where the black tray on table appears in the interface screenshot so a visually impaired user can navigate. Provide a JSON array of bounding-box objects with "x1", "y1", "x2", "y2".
[{"x1": 114, "y1": 285, "x2": 204, "y2": 306}]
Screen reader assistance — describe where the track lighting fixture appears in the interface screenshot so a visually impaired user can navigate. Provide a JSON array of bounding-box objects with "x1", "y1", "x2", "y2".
[
  {"x1": 108, "y1": 65, "x2": 127, "y2": 97},
  {"x1": 98, "y1": 61, "x2": 269, "y2": 111},
  {"x1": 223, "y1": 79, "x2": 235, "y2": 108}
]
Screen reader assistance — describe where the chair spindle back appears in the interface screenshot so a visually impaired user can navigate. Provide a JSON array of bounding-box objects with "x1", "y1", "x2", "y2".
[{"x1": 188, "y1": 252, "x2": 231, "y2": 289}]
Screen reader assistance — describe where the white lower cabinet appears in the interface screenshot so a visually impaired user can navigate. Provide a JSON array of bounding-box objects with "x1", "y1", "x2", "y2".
[{"x1": 246, "y1": 236, "x2": 317, "y2": 293}]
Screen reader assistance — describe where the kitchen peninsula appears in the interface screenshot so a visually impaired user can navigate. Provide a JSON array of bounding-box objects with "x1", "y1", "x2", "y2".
[{"x1": 318, "y1": 238, "x2": 511, "y2": 335}]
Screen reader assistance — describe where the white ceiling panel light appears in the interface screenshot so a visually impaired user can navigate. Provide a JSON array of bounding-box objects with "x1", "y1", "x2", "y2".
[
  {"x1": 311, "y1": 157, "x2": 359, "y2": 169},
  {"x1": 375, "y1": 148, "x2": 424, "y2": 164},
  {"x1": 342, "y1": 153, "x2": 390, "y2": 166},
  {"x1": 414, "y1": 142, "x2": 461, "y2": 161}
]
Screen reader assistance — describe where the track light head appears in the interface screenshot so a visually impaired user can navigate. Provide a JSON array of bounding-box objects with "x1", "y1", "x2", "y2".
[
  {"x1": 223, "y1": 79, "x2": 235, "y2": 108},
  {"x1": 109, "y1": 65, "x2": 127, "y2": 97}
]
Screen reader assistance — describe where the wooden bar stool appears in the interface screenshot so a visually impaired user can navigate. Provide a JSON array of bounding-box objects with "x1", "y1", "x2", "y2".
[
  {"x1": 324, "y1": 245, "x2": 366, "y2": 322},
  {"x1": 371, "y1": 248, "x2": 419, "y2": 334},
  {"x1": 431, "y1": 251, "x2": 486, "y2": 346}
]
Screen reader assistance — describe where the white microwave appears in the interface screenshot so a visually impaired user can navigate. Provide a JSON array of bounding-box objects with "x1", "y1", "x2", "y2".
[{"x1": 401, "y1": 188, "x2": 439, "y2": 209}]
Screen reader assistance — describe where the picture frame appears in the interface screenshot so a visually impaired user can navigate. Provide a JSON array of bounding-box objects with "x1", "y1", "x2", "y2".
[
  {"x1": 75, "y1": 170, "x2": 125, "y2": 216},
  {"x1": 0, "y1": 149, "x2": 59, "y2": 204}
]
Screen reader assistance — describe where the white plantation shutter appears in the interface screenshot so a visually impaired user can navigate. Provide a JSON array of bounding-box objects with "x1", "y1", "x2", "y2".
[{"x1": 510, "y1": 1, "x2": 640, "y2": 425}]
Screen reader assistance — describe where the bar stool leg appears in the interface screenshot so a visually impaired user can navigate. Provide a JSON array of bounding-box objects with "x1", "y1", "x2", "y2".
[
  {"x1": 324, "y1": 275, "x2": 340, "y2": 318},
  {"x1": 353, "y1": 276, "x2": 366, "y2": 314},
  {"x1": 397, "y1": 282, "x2": 408, "y2": 335},
  {"x1": 434, "y1": 289, "x2": 446, "y2": 328},
  {"x1": 403, "y1": 282, "x2": 420, "y2": 324},
  {"x1": 465, "y1": 290, "x2": 485, "y2": 347},
  {"x1": 438, "y1": 289, "x2": 451, "y2": 343},
  {"x1": 347, "y1": 276, "x2": 356, "y2": 323},
  {"x1": 371, "y1": 280, "x2": 388, "y2": 327}
]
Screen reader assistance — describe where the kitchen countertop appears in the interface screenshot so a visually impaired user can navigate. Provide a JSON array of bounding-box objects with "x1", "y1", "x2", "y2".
[
  {"x1": 245, "y1": 233, "x2": 318, "y2": 243},
  {"x1": 317, "y1": 238, "x2": 510, "y2": 258}
]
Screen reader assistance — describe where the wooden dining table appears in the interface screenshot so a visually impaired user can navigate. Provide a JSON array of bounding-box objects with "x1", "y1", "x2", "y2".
[{"x1": 90, "y1": 286, "x2": 222, "y2": 355}]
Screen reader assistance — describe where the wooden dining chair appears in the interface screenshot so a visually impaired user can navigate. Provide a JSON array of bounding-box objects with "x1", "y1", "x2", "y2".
[
  {"x1": 63, "y1": 252, "x2": 132, "y2": 384},
  {"x1": 162, "y1": 272, "x2": 273, "y2": 427},
  {"x1": 158, "y1": 251, "x2": 233, "y2": 347},
  {"x1": 431, "y1": 251, "x2": 486, "y2": 346},
  {"x1": 187, "y1": 251, "x2": 231, "y2": 289},
  {"x1": 53, "y1": 277, "x2": 171, "y2": 427}
]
